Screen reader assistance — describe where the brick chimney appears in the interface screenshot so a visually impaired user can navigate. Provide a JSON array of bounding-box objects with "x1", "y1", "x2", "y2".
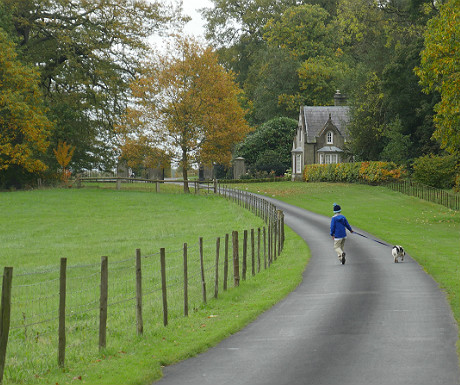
[{"x1": 334, "y1": 90, "x2": 347, "y2": 106}]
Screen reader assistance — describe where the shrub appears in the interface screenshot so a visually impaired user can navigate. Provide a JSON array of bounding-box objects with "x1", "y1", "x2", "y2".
[
  {"x1": 303, "y1": 161, "x2": 405, "y2": 184},
  {"x1": 412, "y1": 154, "x2": 457, "y2": 189}
]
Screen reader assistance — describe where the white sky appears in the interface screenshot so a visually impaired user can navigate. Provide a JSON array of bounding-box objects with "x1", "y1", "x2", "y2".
[{"x1": 181, "y1": 0, "x2": 214, "y2": 37}]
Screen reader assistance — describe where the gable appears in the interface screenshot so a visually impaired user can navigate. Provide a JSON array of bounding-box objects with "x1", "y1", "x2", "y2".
[{"x1": 318, "y1": 117, "x2": 340, "y2": 139}]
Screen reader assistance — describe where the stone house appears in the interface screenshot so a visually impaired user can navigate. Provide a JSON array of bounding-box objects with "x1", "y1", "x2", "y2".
[{"x1": 291, "y1": 91, "x2": 350, "y2": 180}]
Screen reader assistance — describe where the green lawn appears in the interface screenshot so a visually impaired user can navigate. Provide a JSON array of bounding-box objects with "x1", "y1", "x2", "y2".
[{"x1": 0, "y1": 187, "x2": 309, "y2": 384}]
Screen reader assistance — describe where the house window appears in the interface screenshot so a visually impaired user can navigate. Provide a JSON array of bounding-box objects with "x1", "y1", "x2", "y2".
[
  {"x1": 295, "y1": 154, "x2": 301, "y2": 173},
  {"x1": 327, "y1": 131, "x2": 333, "y2": 144},
  {"x1": 325, "y1": 154, "x2": 338, "y2": 164}
]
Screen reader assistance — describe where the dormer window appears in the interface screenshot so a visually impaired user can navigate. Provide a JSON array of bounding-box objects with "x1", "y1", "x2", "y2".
[{"x1": 327, "y1": 131, "x2": 333, "y2": 144}]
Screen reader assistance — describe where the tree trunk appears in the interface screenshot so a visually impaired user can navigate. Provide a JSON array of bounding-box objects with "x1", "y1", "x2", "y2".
[{"x1": 182, "y1": 148, "x2": 190, "y2": 193}]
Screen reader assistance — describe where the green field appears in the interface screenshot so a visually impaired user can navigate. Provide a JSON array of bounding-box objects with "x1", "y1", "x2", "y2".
[
  {"x1": 0, "y1": 187, "x2": 309, "y2": 384},
  {"x1": 1, "y1": 182, "x2": 459, "y2": 384}
]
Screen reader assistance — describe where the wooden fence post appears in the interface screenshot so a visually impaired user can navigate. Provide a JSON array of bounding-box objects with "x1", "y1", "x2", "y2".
[
  {"x1": 199, "y1": 238, "x2": 207, "y2": 304},
  {"x1": 135, "y1": 249, "x2": 143, "y2": 336},
  {"x1": 251, "y1": 229, "x2": 255, "y2": 276},
  {"x1": 268, "y1": 216, "x2": 272, "y2": 266},
  {"x1": 214, "y1": 237, "x2": 220, "y2": 299},
  {"x1": 263, "y1": 227, "x2": 267, "y2": 269},
  {"x1": 99, "y1": 256, "x2": 108, "y2": 351},
  {"x1": 160, "y1": 248, "x2": 168, "y2": 326},
  {"x1": 0, "y1": 267, "x2": 13, "y2": 384},
  {"x1": 183, "y1": 243, "x2": 188, "y2": 317},
  {"x1": 242, "y1": 230, "x2": 247, "y2": 281},
  {"x1": 281, "y1": 211, "x2": 285, "y2": 252},
  {"x1": 257, "y1": 228, "x2": 261, "y2": 273},
  {"x1": 232, "y1": 231, "x2": 240, "y2": 287},
  {"x1": 224, "y1": 234, "x2": 229, "y2": 291},
  {"x1": 58, "y1": 258, "x2": 67, "y2": 368},
  {"x1": 274, "y1": 212, "x2": 278, "y2": 261}
]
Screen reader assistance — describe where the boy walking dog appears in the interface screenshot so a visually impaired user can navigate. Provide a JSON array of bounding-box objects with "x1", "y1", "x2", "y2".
[{"x1": 330, "y1": 203, "x2": 353, "y2": 264}]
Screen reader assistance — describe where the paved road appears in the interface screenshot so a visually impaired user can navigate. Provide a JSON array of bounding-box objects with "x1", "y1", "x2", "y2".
[{"x1": 155, "y1": 198, "x2": 460, "y2": 385}]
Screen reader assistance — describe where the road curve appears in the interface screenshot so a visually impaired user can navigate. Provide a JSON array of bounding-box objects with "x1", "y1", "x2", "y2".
[{"x1": 155, "y1": 198, "x2": 460, "y2": 385}]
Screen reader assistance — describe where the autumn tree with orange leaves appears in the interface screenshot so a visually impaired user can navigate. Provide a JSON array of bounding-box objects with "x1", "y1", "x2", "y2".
[
  {"x1": 0, "y1": 29, "x2": 53, "y2": 188},
  {"x1": 118, "y1": 35, "x2": 252, "y2": 192},
  {"x1": 54, "y1": 141, "x2": 75, "y2": 183}
]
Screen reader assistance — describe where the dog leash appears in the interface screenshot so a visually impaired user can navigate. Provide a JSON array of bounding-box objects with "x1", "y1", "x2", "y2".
[{"x1": 353, "y1": 232, "x2": 392, "y2": 247}]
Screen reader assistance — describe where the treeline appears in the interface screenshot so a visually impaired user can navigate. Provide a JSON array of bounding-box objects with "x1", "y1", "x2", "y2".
[
  {"x1": 202, "y1": 0, "x2": 459, "y2": 189},
  {"x1": 1, "y1": 0, "x2": 459, "y2": 190},
  {"x1": 0, "y1": 0, "x2": 188, "y2": 188}
]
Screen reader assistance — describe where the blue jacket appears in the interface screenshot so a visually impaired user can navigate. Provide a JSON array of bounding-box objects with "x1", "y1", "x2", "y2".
[{"x1": 330, "y1": 214, "x2": 353, "y2": 239}]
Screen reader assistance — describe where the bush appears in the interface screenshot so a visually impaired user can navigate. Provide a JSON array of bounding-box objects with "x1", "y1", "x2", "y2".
[
  {"x1": 412, "y1": 154, "x2": 457, "y2": 189},
  {"x1": 303, "y1": 161, "x2": 405, "y2": 184},
  {"x1": 236, "y1": 117, "x2": 297, "y2": 174}
]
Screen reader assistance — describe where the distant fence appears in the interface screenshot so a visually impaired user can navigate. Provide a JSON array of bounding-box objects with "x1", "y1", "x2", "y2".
[
  {"x1": 0, "y1": 183, "x2": 284, "y2": 383},
  {"x1": 77, "y1": 176, "x2": 218, "y2": 194},
  {"x1": 385, "y1": 180, "x2": 459, "y2": 211}
]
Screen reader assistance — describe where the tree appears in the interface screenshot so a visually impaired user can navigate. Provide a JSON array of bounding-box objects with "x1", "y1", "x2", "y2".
[
  {"x1": 119, "y1": 36, "x2": 252, "y2": 192},
  {"x1": 53, "y1": 141, "x2": 75, "y2": 183},
  {"x1": 0, "y1": 28, "x2": 54, "y2": 188},
  {"x1": 416, "y1": 0, "x2": 460, "y2": 159},
  {"x1": 244, "y1": 46, "x2": 301, "y2": 124},
  {"x1": 236, "y1": 117, "x2": 297, "y2": 174},
  {"x1": 380, "y1": 117, "x2": 412, "y2": 165},
  {"x1": 346, "y1": 72, "x2": 386, "y2": 161},
  {"x1": 381, "y1": 38, "x2": 440, "y2": 159},
  {"x1": 201, "y1": 0, "x2": 329, "y2": 123},
  {"x1": 264, "y1": 4, "x2": 333, "y2": 60},
  {"x1": 2, "y1": 0, "x2": 185, "y2": 172},
  {"x1": 263, "y1": 4, "x2": 341, "y2": 109}
]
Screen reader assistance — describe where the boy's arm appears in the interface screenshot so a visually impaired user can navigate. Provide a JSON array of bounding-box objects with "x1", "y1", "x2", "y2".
[{"x1": 345, "y1": 218, "x2": 353, "y2": 233}]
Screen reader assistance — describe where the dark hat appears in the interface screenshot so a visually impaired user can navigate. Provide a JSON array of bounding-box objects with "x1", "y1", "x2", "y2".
[{"x1": 333, "y1": 203, "x2": 341, "y2": 213}]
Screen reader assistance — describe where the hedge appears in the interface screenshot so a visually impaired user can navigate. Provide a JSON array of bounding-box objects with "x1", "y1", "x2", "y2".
[{"x1": 303, "y1": 161, "x2": 405, "y2": 184}]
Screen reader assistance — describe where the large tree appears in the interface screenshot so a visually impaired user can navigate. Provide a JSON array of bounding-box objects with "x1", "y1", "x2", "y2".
[
  {"x1": 416, "y1": 0, "x2": 460, "y2": 159},
  {"x1": 0, "y1": 28, "x2": 54, "y2": 188},
  {"x1": 2, "y1": 0, "x2": 185, "y2": 172},
  {"x1": 118, "y1": 35, "x2": 252, "y2": 192}
]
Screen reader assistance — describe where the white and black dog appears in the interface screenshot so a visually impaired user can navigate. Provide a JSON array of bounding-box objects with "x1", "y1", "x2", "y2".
[{"x1": 392, "y1": 245, "x2": 405, "y2": 263}]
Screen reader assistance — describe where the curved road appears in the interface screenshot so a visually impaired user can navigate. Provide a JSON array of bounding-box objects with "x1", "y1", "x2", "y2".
[{"x1": 155, "y1": 198, "x2": 460, "y2": 385}]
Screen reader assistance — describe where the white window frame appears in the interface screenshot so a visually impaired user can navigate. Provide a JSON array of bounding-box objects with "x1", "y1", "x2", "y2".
[
  {"x1": 321, "y1": 154, "x2": 338, "y2": 164},
  {"x1": 327, "y1": 131, "x2": 333, "y2": 144},
  {"x1": 295, "y1": 154, "x2": 302, "y2": 173}
]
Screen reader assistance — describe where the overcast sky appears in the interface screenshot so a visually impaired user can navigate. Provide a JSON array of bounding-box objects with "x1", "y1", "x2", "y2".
[{"x1": 182, "y1": 0, "x2": 214, "y2": 37}]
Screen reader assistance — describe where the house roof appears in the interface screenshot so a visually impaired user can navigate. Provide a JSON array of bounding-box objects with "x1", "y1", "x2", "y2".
[
  {"x1": 301, "y1": 106, "x2": 350, "y2": 143},
  {"x1": 317, "y1": 146, "x2": 343, "y2": 153}
]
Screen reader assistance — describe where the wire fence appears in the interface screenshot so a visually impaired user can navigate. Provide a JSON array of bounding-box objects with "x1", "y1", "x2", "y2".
[
  {"x1": 385, "y1": 179, "x2": 459, "y2": 210},
  {"x1": 0, "y1": 184, "x2": 284, "y2": 384}
]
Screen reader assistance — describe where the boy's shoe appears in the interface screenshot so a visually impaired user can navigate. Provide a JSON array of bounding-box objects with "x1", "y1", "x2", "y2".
[{"x1": 341, "y1": 252, "x2": 346, "y2": 265}]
